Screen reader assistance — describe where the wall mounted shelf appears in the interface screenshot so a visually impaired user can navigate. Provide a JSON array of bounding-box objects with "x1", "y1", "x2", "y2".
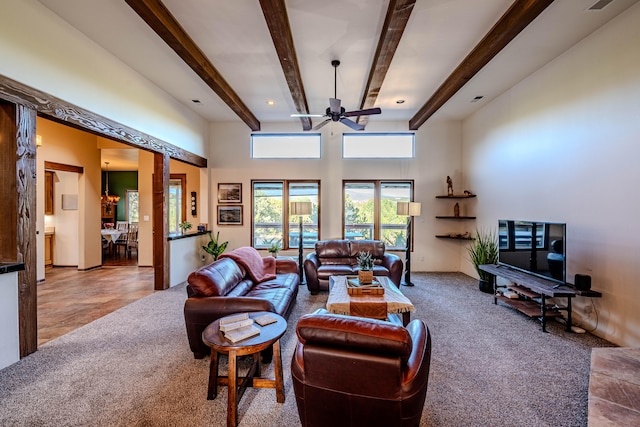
[
  {"x1": 435, "y1": 194, "x2": 477, "y2": 199},
  {"x1": 435, "y1": 193, "x2": 477, "y2": 240},
  {"x1": 435, "y1": 235, "x2": 475, "y2": 240}
]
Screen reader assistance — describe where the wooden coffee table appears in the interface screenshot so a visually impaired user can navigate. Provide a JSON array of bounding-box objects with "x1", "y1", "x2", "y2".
[
  {"x1": 202, "y1": 311, "x2": 287, "y2": 427},
  {"x1": 327, "y1": 276, "x2": 415, "y2": 326}
]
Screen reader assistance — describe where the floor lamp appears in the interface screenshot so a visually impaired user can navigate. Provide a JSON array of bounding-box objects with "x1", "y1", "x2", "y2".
[
  {"x1": 397, "y1": 202, "x2": 422, "y2": 286},
  {"x1": 290, "y1": 201, "x2": 312, "y2": 284}
]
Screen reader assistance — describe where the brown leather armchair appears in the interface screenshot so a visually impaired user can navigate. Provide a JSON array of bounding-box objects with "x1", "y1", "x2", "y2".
[{"x1": 291, "y1": 312, "x2": 431, "y2": 427}]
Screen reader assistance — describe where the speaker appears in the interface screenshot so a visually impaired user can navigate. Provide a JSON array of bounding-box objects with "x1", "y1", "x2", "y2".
[{"x1": 575, "y1": 274, "x2": 591, "y2": 291}]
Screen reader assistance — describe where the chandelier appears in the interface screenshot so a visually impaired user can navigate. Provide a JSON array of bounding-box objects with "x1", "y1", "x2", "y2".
[{"x1": 101, "y1": 162, "x2": 120, "y2": 205}]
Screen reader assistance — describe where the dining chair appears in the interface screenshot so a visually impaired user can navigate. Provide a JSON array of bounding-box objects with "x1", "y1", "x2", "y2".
[
  {"x1": 101, "y1": 236, "x2": 110, "y2": 257},
  {"x1": 125, "y1": 224, "x2": 138, "y2": 258},
  {"x1": 114, "y1": 227, "x2": 129, "y2": 257}
]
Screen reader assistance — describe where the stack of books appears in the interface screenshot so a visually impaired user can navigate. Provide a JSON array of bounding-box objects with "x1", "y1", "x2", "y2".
[{"x1": 219, "y1": 313, "x2": 260, "y2": 343}]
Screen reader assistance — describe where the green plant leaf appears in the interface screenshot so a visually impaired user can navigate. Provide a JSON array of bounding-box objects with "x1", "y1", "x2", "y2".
[
  {"x1": 202, "y1": 231, "x2": 228, "y2": 261},
  {"x1": 467, "y1": 228, "x2": 499, "y2": 281}
]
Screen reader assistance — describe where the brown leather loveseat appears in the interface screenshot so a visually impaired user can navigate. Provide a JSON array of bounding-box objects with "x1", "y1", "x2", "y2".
[
  {"x1": 291, "y1": 311, "x2": 432, "y2": 426},
  {"x1": 303, "y1": 239, "x2": 403, "y2": 294},
  {"x1": 183, "y1": 247, "x2": 299, "y2": 359}
]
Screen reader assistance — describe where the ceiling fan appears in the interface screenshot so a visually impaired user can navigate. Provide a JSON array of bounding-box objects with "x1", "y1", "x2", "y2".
[{"x1": 291, "y1": 60, "x2": 381, "y2": 131}]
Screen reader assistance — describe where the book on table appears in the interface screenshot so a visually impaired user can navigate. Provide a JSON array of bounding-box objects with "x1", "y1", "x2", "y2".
[
  {"x1": 254, "y1": 313, "x2": 278, "y2": 326},
  {"x1": 219, "y1": 313, "x2": 249, "y2": 326},
  {"x1": 219, "y1": 317, "x2": 254, "y2": 332},
  {"x1": 223, "y1": 324, "x2": 261, "y2": 343}
]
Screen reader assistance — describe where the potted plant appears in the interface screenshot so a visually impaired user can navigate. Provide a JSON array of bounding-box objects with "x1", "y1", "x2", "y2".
[
  {"x1": 467, "y1": 228, "x2": 499, "y2": 293},
  {"x1": 356, "y1": 251, "x2": 374, "y2": 284},
  {"x1": 202, "y1": 231, "x2": 228, "y2": 261},
  {"x1": 267, "y1": 240, "x2": 281, "y2": 258},
  {"x1": 179, "y1": 221, "x2": 192, "y2": 234}
]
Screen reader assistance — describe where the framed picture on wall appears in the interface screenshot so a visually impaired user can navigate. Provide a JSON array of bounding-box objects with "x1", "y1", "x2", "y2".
[
  {"x1": 217, "y1": 183, "x2": 242, "y2": 203},
  {"x1": 217, "y1": 205, "x2": 243, "y2": 225}
]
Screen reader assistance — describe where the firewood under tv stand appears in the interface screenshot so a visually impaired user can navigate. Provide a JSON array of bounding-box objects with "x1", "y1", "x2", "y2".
[{"x1": 478, "y1": 264, "x2": 600, "y2": 333}]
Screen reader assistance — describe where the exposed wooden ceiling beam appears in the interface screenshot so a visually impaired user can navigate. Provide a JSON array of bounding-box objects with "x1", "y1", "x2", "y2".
[
  {"x1": 358, "y1": 0, "x2": 416, "y2": 126},
  {"x1": 125, "y1": 0, "x2": 261, "y2": 131},
  {"x1": 259, "y1": 0, "x2": 312, "y2": 131},
  {"x1": 409, "y1": 0, "x2": 555, "y2": 130}
]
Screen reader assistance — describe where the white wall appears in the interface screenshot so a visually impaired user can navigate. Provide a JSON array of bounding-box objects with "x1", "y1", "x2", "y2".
[
  {"x1": 0, "y1": 0, "x2": 208, "y2": 158},
  {"x1": 209, "y1": 119, "x2": 464, "y2": 272},
  {"x1": 0, "y1": 272, "x2": 20, "y2": 370},
  {"x1": 36, "y1": 118, "x2": 102, "y2": 276},
  {"x1": 169, "y1": 234, "x2": 209, "y2": 287},
  {"x1": 463, "y1": 3, "x2": 640, "y2": 346},
  {"x1": 49, "y1": 171, "x2": 79, "y2": 266}
]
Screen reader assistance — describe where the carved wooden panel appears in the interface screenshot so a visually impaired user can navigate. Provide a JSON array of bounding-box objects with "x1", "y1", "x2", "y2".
[
  {"x1": 0, "y1": 101, "x2": 38, "y2": 357},
  {"x1": 0, "y1": 74, "x2": 207, "y2": 168},
  {"x1": 0, "y1": 102, "x2": 19, "y2": 262}
]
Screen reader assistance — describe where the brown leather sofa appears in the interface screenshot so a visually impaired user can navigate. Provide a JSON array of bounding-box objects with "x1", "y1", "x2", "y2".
[
  {"x1": 183, "y1": 253, "x2": 299, "y2": 359},
  {"x1": 303, "y1": 239, "x2": 403, "y2": 294},
  {"x1": 291, "y1": 311, "x2": 431, "y2": 427}
]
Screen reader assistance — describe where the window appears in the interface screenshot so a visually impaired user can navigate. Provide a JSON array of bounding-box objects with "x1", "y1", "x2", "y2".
[
  {"x1": 168, "y1": 174, "x2": 186, "y2": 234},
  {"x1": 251, "y1": 134, "x2": 321, "y2": 158},
  {"x1": 126, "y1": 190, "x2": 139, "y2": 223},
  {"x1": 343, "y1": 180, "x2": 413, "y2": 250},
  {"x1": 252, "y1": 180, "x2": 320, "y2": 249},
  {"x1": 343, "y1": 133, "x2": 414, "y2": 158}
]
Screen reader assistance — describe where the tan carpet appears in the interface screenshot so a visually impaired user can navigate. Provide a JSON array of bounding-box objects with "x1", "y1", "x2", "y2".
[{"x1": 0, "y1": 273, "x2": 613, "y2": 426}]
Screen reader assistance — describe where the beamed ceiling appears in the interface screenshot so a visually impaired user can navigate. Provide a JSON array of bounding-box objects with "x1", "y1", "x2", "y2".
[{"x1": 37, "y1": 0, "x2": 638, "y2": 133}]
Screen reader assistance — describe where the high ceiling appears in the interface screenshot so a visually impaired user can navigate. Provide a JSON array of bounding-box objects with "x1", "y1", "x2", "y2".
[{"x1": 38, "y1": 0, "x2": 637, "y2": 134}]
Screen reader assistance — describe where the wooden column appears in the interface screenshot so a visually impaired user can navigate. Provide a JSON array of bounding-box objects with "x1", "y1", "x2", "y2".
[
  {"x1": 0, "y1": 101, "x2": 37, "y2": 356},
  {"x1": 153, "y1": 152, "x2": 170, "y2": 290}
]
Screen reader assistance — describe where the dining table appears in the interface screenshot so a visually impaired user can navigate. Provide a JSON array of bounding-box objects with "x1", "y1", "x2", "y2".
[{"x1": 101, "y1": 229, "x2": 124, "y2": 243}]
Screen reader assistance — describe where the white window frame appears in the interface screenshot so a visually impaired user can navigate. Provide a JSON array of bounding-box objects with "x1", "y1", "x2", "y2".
[
  {"x1": 251, "y1": 133, "x2": 321, "y2": 159},
  {"x1": 342, "y1": 133, "x2": 415, "y2": 158}
]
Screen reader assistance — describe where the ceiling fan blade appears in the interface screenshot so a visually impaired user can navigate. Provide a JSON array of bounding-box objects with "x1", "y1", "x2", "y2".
[
  {"x1": 312, "y1": 119, "x2": 331, "y2": 131},
  {"x1": 290, "y1": 113, "x2": 324, "y2": 118},
  {"x1": 329, "y1": 98, "x2": 341, "y2": 114},
  {"x1": 340, "y1": 117, "x2": 365, "y2": 131},
  {"x1": 343, "y1": 107, "x2": 382, "y2": 117}
]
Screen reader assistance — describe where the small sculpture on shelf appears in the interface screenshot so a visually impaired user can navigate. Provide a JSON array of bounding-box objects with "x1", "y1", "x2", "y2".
[
  {"x1": 454, "y1": 203, "x2": 460, "y2": 217},
  {"x1": 446, "y1": 176, "x2": 454, "y2": 196},
  {"x1": 464, "y1": 190, "x2": 474, "y2": 197}
]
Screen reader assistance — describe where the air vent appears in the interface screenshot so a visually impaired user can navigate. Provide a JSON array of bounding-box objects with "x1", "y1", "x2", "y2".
[{"x1": 588, "y1": 0, "x2": 614, "y2": 11}]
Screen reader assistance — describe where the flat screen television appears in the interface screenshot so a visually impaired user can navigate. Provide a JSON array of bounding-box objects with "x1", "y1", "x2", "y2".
[{"x1": 498, "y1": 220, "x2": 566, "y2": 285}]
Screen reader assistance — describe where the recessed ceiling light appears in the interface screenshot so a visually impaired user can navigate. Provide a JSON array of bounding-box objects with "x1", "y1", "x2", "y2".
[
  {"x1": 396, "y1": 99, "x2": 405, "y2": 104},
  {"x1": 266, "y1": 100, "x2": 276, "y2": 106},
  {"x1": 192, "y1": 99, "x2": 201, "y2": 104}
]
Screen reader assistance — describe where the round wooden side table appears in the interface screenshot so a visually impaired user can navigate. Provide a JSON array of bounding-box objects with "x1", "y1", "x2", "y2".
[{"x1": 202, "y1": 311, "x2": 287, "y2": 427}]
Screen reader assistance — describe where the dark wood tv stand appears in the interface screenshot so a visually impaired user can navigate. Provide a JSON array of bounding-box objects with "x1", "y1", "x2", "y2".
[{"x1": 479, "y1": 264, "x2": 600, "y2": 332}]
